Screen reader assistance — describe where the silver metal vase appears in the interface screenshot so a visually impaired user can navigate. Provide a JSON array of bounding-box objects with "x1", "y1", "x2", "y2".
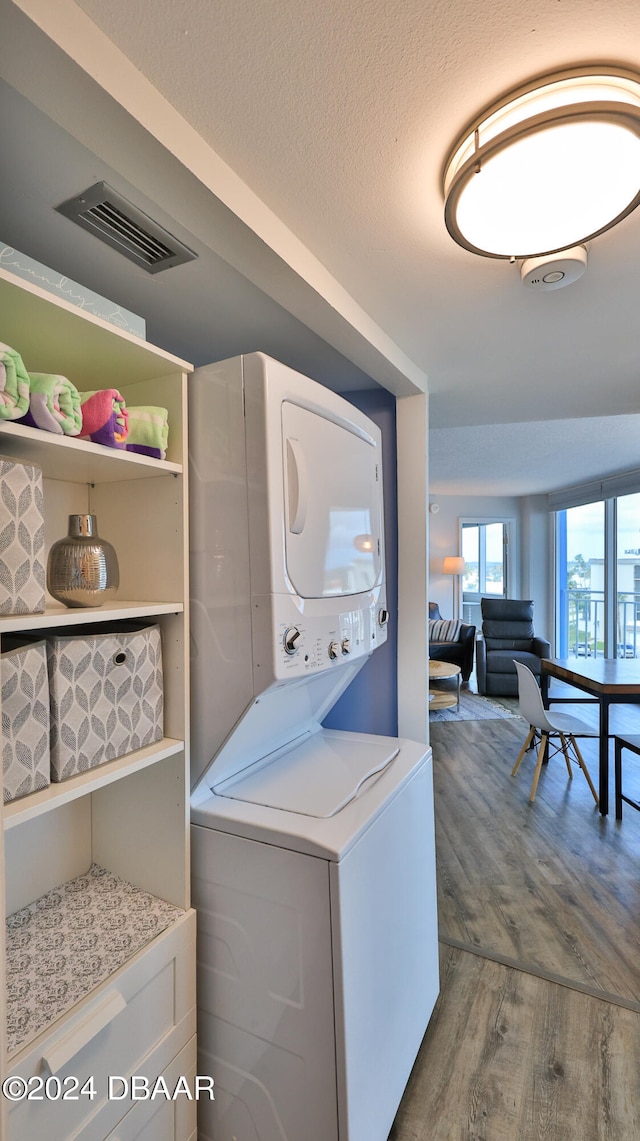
[{"x1": 47, "y1": 514, "x2": 119, "y2": 607}]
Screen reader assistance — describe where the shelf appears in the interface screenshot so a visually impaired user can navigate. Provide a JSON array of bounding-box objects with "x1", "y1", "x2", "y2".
[
  {"x1": 0, "y1": 600, "x2": 184, "y2": 634},
  {"x1": 428, "y1": 689, "x2": 459, "y2": 710},
  {"x1": 3, "y1": 738, "x2": 185, "y2": 830},
  {"x1": 0, "y1": 267, "x2": 192, "y2": 387},
  {"x1": 0, "y1": 268, "x2": 193, "y2": 1115},
  {"x1": 0, "y1": 420, "x2": 182, "y2": 483}
]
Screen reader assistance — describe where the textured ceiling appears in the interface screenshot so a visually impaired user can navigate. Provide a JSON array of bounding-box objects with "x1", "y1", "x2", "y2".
[
  {"x1": 3, "y1": 0, "x2": 640, "y2": 496},
  {"x1": 429, "y1": 414, "x2": 640, "y2": 496},
  {"x1": 72, "y1": 0, "x2": 640, "y2": 432}
]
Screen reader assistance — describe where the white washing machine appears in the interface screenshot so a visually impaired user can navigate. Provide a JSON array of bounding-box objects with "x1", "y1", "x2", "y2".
[{"x1": 189, "y1": 354, "x2": 439, "y2": 1140}]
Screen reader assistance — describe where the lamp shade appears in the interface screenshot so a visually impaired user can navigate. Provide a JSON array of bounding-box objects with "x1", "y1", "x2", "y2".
[
  {"x1": 443, "y1": 556, "x2": 465, "y2": 575},
  {"x1": 443, "y1": 67, "x2": 640, "y2": 258}
]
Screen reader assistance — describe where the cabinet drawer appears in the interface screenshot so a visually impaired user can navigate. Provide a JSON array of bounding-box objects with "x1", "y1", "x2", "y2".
[
  {"x1": 105, "y1": 1037, "x2": 197, "y2": 1141},
  {"x1": 7, "y1": 910, "x2": 196, "y2": 1141}
]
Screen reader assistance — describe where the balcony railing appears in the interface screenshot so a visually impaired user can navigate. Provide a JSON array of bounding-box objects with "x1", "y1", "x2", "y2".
[{"x1": 560, "y1": 588, "x2": 640, "y2": 658}]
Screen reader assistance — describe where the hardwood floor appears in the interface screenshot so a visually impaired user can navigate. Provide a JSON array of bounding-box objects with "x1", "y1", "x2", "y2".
[
  {"x1": 389, "y1": 710, "x2": 640, "y2": 1140},
  {"x1": 390, "y1": 944, "x2": 640, "y2": 1141}
]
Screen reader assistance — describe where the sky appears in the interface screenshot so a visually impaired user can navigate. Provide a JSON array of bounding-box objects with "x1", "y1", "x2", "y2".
[{"x1": 567, "y1": 495, "x2": 640, "y2": 561}]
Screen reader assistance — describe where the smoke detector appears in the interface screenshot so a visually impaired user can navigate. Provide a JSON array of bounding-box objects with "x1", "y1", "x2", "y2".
[{"x1": 520, "y1": 245, "x2": 587, "y2": 290}]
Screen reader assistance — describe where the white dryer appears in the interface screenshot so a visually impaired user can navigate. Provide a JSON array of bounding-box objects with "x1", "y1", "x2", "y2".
[{"x1": 189, "y1": 354, "x2": 438, "y2": 1141}]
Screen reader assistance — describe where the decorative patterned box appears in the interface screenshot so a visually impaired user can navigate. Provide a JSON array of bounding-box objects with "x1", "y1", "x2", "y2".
[
  {"x1": 0, "y1": 456, "x2": 46, "y2": 616},
  {"x1": 1, "y1": 638, "x2": 50, "y2": 803},
  {"x1": 47, "y1": 622, "x2": 164, "y2": 782}
]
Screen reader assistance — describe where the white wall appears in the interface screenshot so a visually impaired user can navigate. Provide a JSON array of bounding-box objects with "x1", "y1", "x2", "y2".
[
  {"x1": 428, "y1": 494, "x2": 522, "y2": 616},
  {"x1": 398, "y1": 393, "x2": 429, "y2": 744},
  {"x1": 428, "y1": 492, "x2": 553, "y2": 644},
  {"x1": 520, "y1": 495, "x2": 553, "y2": 644}
]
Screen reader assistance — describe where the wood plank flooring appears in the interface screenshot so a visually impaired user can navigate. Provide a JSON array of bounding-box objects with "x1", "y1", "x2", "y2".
[
  {"x1": 389, "y1": 708, "x2": 640, "y2": 1140},
  {"x1": 390, "y1": 944, "x2": 640, "y2": 1141}
]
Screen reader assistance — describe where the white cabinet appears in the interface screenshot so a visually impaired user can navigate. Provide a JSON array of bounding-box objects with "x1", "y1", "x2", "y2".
[
  {"x1": 0, "y1": 267, "x2": 196, "y2": 1140},
  {"x1": 7, "y1": 915, "x2": 196, "y2": 1141}
]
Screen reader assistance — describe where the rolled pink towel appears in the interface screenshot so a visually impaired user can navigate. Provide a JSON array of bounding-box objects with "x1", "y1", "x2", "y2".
[{"x1": 78, "y1": 389, "x2": 128, "y2": 448}]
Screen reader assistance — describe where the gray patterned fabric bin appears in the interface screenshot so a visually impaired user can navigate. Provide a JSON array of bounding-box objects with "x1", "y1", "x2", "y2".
[
  {"x1": 0, "y1": 456, "x2": 46, "y2": 615},
  {"x1": 47, "y1": 623, "x2": 164, "y2": 781},
  {"x1": 2, "y1": 638, "x2": 50, "y2": 803}
]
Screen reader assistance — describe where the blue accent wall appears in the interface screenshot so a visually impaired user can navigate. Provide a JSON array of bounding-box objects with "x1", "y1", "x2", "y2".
[{"x1": 322, "y1": 388, "x2": 399, "y2": 736}]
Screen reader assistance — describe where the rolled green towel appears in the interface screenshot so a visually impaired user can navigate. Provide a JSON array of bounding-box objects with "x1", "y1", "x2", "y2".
[
  {"x1": 17, "y1": 372, "x2": 82, "y2": 435},
  {"x1": 125, "y1": 406, "x2": 169, "y2": 460},
  {"x1": 0, "y1": 342, "x2": 30, "y2": 420}
]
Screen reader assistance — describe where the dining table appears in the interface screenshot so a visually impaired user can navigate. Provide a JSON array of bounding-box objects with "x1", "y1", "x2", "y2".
[{"x1": 540, "y1": 657, "x2": 640, "y2": 815}]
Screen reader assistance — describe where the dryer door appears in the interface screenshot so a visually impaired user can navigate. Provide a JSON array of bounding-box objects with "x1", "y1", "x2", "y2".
[{"x1": 282, "y1": 400, "x2": 382, "y2": 598}]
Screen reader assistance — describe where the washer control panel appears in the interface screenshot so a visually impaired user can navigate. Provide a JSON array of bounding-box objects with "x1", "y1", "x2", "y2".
[{"x1": 255, "y1": 592, "x2": 388, "y2": 682}]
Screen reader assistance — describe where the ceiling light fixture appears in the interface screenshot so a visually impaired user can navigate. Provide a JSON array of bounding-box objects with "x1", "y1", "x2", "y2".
[{"x1": 443, "y1": 67, "x2": 640, "y2": 259}]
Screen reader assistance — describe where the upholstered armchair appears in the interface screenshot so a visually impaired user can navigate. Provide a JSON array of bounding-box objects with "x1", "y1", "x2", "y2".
[
  {"x1": 476, "y1": 598, "x2": 551, "y2": 696},
  {"x1": 428, "y1": 602, "x2": 476, "y2": 682}
]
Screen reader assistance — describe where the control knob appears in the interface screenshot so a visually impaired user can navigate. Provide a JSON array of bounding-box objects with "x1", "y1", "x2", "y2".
[
  {"x1": 341, "y1": 638, "x2": 351, "y2": 655},
  {"x1": 378, "y1": 608, "x2": 389, "y2": 627},
  {"x1": 283, "y1": 627, "x2": 302, "y2": 655},
  {"x1": 328, "y1": 641, "x2": 340, "y2": 661}
]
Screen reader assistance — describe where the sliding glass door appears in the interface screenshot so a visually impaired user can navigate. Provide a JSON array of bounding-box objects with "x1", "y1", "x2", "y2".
[
  {"x1": 556, "y1": 503, "x2": 604, "y2": 658},
  {"x1": 556, "y1": 494, "x2": 640, "y2": 659},
  {"x1": 616, "y1": 492, "x2": 640, "y2": 658}
]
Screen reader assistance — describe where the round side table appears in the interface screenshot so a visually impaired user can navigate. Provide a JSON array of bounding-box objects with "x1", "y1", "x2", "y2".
[{"x1": 429, "y1": 660, "x2": 461, "y2": 710}]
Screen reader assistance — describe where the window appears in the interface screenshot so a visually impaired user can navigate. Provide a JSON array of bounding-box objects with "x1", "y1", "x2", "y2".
[
  {"x1": 556, "y1": 503, "x2": 604, "y2": 658},
  {"x1": 462, "y1": 522, "x2": 508, "y2": 597},
  {"x1": 555, "y1": 492, "x2": 640, "y2": 659},
  {"x1": 461, "y1": 520, "x2": 511, "y2": 627},
  {"x1": 616, "y1": 492, "x2": 640, "y2": 658}
]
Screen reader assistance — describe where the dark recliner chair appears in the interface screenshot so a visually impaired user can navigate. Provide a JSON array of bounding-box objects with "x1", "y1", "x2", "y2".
[
  {"x1": 429, "y1": 602, "x2": 476, "y2": 682},
  {"x1": 476, "y1": 598, "x2": 551, "y2": 696}
]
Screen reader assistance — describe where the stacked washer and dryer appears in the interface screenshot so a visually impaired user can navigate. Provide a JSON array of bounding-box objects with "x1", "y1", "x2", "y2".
[{"x1": 189, "y1": 353, "x2": 439, "y2": 1141}]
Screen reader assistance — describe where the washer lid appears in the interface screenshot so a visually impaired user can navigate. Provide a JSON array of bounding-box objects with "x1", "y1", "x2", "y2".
[{"x1": 215, "y1": 730, "x2": 400, "y2": 818}]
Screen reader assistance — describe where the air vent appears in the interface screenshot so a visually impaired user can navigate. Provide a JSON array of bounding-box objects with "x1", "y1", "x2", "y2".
[{"x1": 55, "y1": 182, "x2": 197, "y2": 274}]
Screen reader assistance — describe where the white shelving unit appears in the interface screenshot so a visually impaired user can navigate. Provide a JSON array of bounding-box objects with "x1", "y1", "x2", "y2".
[{"x1": 0, "y1": 267, "x2": 196, "y2": 1141}]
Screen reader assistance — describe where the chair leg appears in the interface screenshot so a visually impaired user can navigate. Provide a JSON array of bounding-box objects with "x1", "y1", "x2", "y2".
[
  {"x1": 569, "y1": 735, "x2": 599, "y2": 805},
  {"x1": 512, "y1": 726, "x2": 535, "y2": 776},
  {"x1": 529, "y1": 733, "x2": 548, "y2": 803},
  {"x1": 559, "y1": 733, "x2": 573, "y2": 779}
]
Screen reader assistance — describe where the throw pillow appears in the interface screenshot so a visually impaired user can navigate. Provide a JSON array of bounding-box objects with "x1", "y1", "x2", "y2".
[{"x1": 429, "y1": 618, "x2": 463, "y2": 642}]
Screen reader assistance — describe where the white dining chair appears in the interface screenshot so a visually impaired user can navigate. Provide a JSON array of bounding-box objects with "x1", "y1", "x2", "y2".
[{"x1": 512, "y1": 660, "x2": 599, "y2": 805}]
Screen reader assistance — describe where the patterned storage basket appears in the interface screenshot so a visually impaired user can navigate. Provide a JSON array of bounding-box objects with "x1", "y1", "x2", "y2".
[
  {"x1": 0, "y1": 456, "x2": 46, "y2": 615},
  {"x1": 47, "y1": 622, "x2": 164, "y2": 781},
  {"x1": 2, "y1": 638, "x2": 50, "y2": 803}
]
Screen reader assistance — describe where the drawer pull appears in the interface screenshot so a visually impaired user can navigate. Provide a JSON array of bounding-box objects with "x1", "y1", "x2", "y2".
[{"x1": 41, "y1": 991, "x2": 126, "y2": 1076}]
